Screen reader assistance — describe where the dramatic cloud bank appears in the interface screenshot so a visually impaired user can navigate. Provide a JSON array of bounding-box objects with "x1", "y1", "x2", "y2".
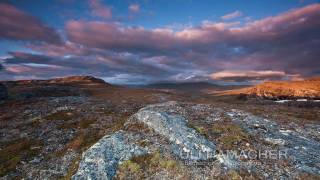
[
  {"x1": 0, "y1": 3, "x2": 320, "y2": 84},
  {"x1": 0, "y1": 3, "x2": 61, "y2": 44}
]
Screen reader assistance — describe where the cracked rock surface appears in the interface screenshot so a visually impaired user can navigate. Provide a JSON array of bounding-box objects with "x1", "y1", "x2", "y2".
[
  {"x1": 132, "y1": 102, "x2": 216, "y2": 161},
  {"x1": 227, "y1": 109, "x2": 320, "y2": 175},
  {"x1": 72, "y1": 131, "x2": 147, "y2": 180}
]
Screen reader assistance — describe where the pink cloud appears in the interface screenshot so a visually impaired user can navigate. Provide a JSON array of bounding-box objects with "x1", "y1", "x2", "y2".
[
  {"x1": 89, "y1": 0, "x2": 112, "y2": 19},
  {"x1": 27, "y1": 41, "x2": 90, "y2": 57},
  {"x1": 221, "y1": 11, "x2": 242, "y2": 20},
  {"x1": 6, "y1": 65, "x2": 32, "y2": 73},
  {"x1": 0, "y1": 3, "x2": 61, "y2": 44},
  {"x1": 233, "y1": 3, "x2": 320, "y2": 39},
  {"x1": 210, "y1": 70, "x2": 299, "y2": 82},
  {"x1": 65, "y1": 20, "x2": 178, "y2": 51},
  {"x1": 129, "y1": 4, "x2": 140, "y2": 13}
]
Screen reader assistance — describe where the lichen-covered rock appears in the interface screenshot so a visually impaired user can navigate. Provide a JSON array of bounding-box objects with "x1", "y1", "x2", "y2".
[
  {"x1": 227, "y1": 109, "x2": 320, "y2": 175},
  {"x1": 0, "y1": 83, "x2": 8, "y2": 100},
  {"x1": 72, "y1": 131, "x2": 146, "y2": 180},
  {"x1": 132, "y1": 102, "x2": 216, "y2": 161}
]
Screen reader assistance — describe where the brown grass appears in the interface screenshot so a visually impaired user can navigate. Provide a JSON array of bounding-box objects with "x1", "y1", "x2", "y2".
[
  {"x1": 187, "y1": 124, "x2": 208, "y2": 138},
  {"x1": 218, "y1": 169, "x2": 261, "y2": 180},
  {"x1": 115, "y1": 151, "x2": 182, "y2": 179},
  {"x1": 66, "y1": 129, "x2": 102, "y2": 152},
  {"x1": 45, "y1": 110, "x2": 76, "y2": 121},
  {"x1": 57, "y1": 118, "x2": 96, "y2": 129},
  {"x1": 0, "y1": 138, "x2": 42, "y2": 177},
  {"x1": 212, "y1": 123, "x2": 250, "y2": 150}
]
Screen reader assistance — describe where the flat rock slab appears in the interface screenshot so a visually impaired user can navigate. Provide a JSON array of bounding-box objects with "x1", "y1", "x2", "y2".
[
  {"x1": 72, "y1": 131, "x2": 146, "y2": 180},
  {"x1": 132, "y1": 102, "x2": 216, "y2": 160},
  {"x1": 227, "y1": 109, "x2": 320, "y2": 175}
]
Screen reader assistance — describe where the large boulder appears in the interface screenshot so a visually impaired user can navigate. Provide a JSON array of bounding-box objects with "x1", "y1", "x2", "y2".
[
  {"x1": 0, "y1": 83, "x2": 8, "y2": 100},
  {"x1": 132, "y1": 104, "x2": 217, "y2": 160},
  {"x1": 72, "y1": 131, "x2": 146, "y2": 180}
]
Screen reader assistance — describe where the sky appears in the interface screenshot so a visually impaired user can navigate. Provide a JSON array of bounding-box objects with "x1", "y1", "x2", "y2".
[{"x1": 0, "y1": 0, "x2": 319, "y2": 84}]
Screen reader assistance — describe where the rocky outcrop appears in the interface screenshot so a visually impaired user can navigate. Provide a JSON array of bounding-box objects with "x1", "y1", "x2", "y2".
[
  {"x1": 72, "y1": 102, "x2": 219, "y2": 180},
  {"x1": 227, "y1": 109, "x2": 320, "y2": 175},
  {"x1": 0, "y1": 83, "x2": 8, "y2": 100},
  {"x1": 132, "y1": 102, "x2": 216, "y2": 160},
  {"x1": 72, "y1": 101, "x2": 320, "y2": 179},
  {"x1": 72, "y1": 131, "x2": 146, "y2": 180}
]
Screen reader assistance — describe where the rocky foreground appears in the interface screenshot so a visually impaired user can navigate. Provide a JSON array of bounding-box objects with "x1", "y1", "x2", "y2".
[
  {"x1": 73, "y1": 102, "x2": 320, "y2": 179},
  {"x1": 0, "y1": 76, "x2": 319, "y2": 179}
]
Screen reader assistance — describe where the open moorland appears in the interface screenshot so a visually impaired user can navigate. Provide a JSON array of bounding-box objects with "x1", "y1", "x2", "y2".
[{"x1": 0, "y1": 76, "x2": 319, "y2": 179}]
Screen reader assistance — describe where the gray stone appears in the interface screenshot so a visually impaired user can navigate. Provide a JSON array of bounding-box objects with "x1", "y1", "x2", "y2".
[
  {"x1": 72, "y1": 131, "x2": 146, "y2": 180},
  {"x1": 132, "y1": 102, "x2": 216, "y2": 161},
  {"x1": 227, "y1": 109, "x2": 320, "y2": 175}
]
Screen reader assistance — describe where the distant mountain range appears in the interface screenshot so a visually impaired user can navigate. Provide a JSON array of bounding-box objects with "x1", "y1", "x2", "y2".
[
  {"x1": 0, "y1": 76, "x2": 110, "y2": 99},
  {"x1": 2, "y1": 76, "x2": 106, "y2": 85},
  {"x1": 2, "y1": 76, "x2": 319, "y2": 100},
  {"x1": 141, "y1": 82, "x2": 246, "y2": 92}
]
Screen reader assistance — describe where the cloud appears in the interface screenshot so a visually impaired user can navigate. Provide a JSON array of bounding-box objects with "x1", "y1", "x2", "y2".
[
  {"x1": 65, "y1": 3, "x2": 320, "y2": 53},
  {"x1": 129, "y1": 4, "x2": 140, "y2": 13},
  {"x1": 221, "y1": 11, "x2": 242, "y2": 20},
  {"x1": 65, "y1": 21, "x2": 178, "y2": 52},
  {"x1": 1, "y1": 51, "x2": 178, "y2": 83},
  {"x1": 2, "y1": 3, "x2": 320, "y2": 84},
  {"x1": 26, "y1": 41, "x2": 91, "y2": 57},
  {"x1": 64, "y1": 4, "x2": 320, "y2": 78},
  {"x1": 210, "y1": 70, "x2": 294, "y2": 82},
  {"x1": 5, "y1": 65, "x2": 33, "y2": 74},
  {"x1": 0, "y1": 3, "x2": 62, "y2": 44},
  {"x1": 89, "y1": 0, "x2": 112, "y2": 19}
]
